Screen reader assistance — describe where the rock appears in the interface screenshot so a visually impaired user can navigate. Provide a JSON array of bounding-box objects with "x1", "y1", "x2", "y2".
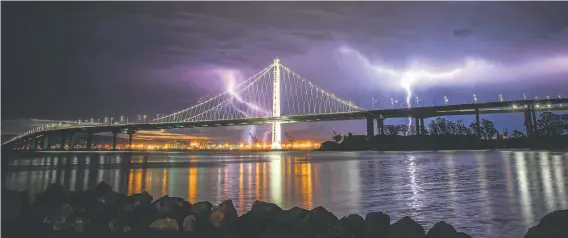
[
  {"x1": 1, "y1": 190, "x2": 29, "y2": 221},
  {"x1": 524, "y1": 210, "x2": 568, "y2": 238},
  {"x1": 250, "y1": 200, "x2": 283, "y2": 214},
  {"x1": 426, "y1": 221, "x2": 471, "y2": 238},
  {"x1": 389, "y1": 216, "x2": 425, "y2": 238},
  {"x1": 365, "y1": 211, "x2": 390, "y2": 237},
  {"x1": 43, "y1": 203, "x2": 87, "y2": 232},
  {"x1": 153, "y1": 195, "x2": 190, "y2": 221},
  {"x1": 93, "y1": 181, "x2": 113, "y2": 196},
  {"x1": 182, "y1": 215, "x2": 196, "y2": 232},
  {"x1": 191, "y1": 201, "x2": 213, "y2": 216},
  {"x1": 210, "y1": 199, "x2": 238, "y2": 228},
  {"x1": 36, "y1": 183, "x2": 65, "y2": 207},
  {"x1": 536, "y1": 210, "x2": 568, "y2": 232},
  {"x1": 128, "y1": 191, "x2": 153, "y2": 209},
  {"x1": 149, "y1": 217, "x2": 179, "y2": 232},
  {"x1": 334, "y1": 214, "x2": 365, "y2": 238},
  {"x1": 308, "y1": 206, "x2": 338, "y2": 236}
]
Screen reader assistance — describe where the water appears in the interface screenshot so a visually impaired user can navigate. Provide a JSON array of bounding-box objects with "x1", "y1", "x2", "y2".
[{"x1": 4, "y1": 150, "x2": 567, "y2": 237}]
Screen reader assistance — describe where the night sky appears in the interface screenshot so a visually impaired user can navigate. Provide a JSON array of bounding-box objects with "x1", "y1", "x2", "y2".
[{"x1": 2, "y1": 2, "x2": 568, "y2": 142}]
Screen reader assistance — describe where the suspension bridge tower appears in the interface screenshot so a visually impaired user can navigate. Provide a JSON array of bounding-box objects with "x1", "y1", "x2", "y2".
[{"x1": 271, "y1": 58, "x2": 282, "y2": 149}]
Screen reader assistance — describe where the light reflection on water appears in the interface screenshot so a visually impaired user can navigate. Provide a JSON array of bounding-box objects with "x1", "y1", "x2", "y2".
[{"x1": 4, "y1": 150, "x2": 568, "y2": 238}]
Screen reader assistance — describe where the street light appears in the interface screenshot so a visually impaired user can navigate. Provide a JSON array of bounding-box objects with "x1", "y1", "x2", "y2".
[
  {"x1": 444, "y1": 96, "x2": 449, "y2": 104},
  {"x1": 390, "y1": 98, "x2": 394, "y2": 108},
  {"x1": 473, "y1": 94, "x2": 478, "y2": 103},
  {"x1": 415, "y1": 96, "x2": 420, "y2": 106},
  {"x1": 499, "y1": 94, "x2": 503, "y2": 102},
  {"x1": 523, "y1": 94, "x2": 527, "y2": 100}
]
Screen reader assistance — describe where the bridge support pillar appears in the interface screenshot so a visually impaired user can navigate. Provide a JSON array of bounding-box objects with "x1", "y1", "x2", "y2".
[
  {"x1": 127, "y1": 129, "x2": 135, "y2": 150},
  {"x1": 68, "y1": 133, "x2": 75, "y2": 150},
  {"x1": 60, "y1": 133, "x2": 67, "y2": 150},
  {"x1": 475, "y1": 108, "x2": 481, "y2": 138},
  {"x1": 366, "y1": 116, "x2": 374, "y2": 140},
  {"x1": 30, "y1": 138, "x2": 36, "y2": 150},
  {"x1": 86, "y1": 132, "x2": 93, "y2": 150},
  {"x1": 524, "y1": 106, "x2": 533, "y2": 138},
  {"x1": 112, "y1": 131, "x2": 118, "y2": 151},
  {"x1": 531, "y1": 109, "x2": 538, "y2": 136},
  {"x1": 43, "y1": 135, "x2": 49, "y2": 150},
  {"x1": 414, "y1": 117, "x2": 421, "y2": 135},
  {"x1": 376, "y1": 116, "x2": 384, "y2": 136},
  {"x1": 419, "y1": 118, "x2": 425, "y2": 135}
]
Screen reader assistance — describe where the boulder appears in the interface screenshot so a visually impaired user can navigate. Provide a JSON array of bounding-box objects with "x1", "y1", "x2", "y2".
[
  {"x1": 365, "y1": 211, "x2": 390, "y2": 237},
  {"x1": 524, "y1": 210, "x2": 568, "y2": 238},
  {"x1": 153, "y1": 195, "x2": 190, "y2": 221},
  {"x1": 191, "y1": 201, "x2": 213, "y2": 216},
  {"x1": 123, "y1": 191, "x2": 153, "y2": 211},
  {"x1": 42, "y1": 203, "x2": 87, "y2": 233},
  {"x1": 35, "y1": 183, "x2": 65, "y2": 207},
  {"x1": 2, "y1": 190, "x2": 29, "y2": 221},
  {"x1": 250, "y1": 200, "x2": 283, "y2": 214},
  {"x1": 210, "y1": 200, "x2": 238, "y2": 228},
  {"x1": 182, "y1": 215, "x2": 197, "y2": 232},
  {"x1": 307, "y1": 206, "x2": 338, "y2": 236},
  {"x1": 426, "y1": 221, "x2": 471, "y2": 238},
  {"x1": 334, "y1": 214, "x2": 365, "y2": 238},
  {"x1": 389, "y1": 216, "x2": 425, "y2": 238},
  {"x1": 149, "y1": 217, "x2": 179, "y2": 232}
]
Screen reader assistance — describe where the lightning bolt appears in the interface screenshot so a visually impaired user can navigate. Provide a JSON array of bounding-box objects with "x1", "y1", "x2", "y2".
[
  {"x1": 215, "y1": 69, "x2": 272, "y2": 143},
  {"x1": 339, "y1": 46, "x2": 493, "y2": 133},
  {"x1": 224, "y1": 70, "x2": 271, "y2": 116}
]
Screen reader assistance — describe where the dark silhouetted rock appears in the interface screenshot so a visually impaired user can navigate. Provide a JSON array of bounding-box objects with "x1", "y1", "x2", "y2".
[
  {"x1": 210, "y1": 199, "x2": 238, "y2": 228},
  {"x1": 365, "y1": 211, "x2": 390, "y2": 238},
  {"x1": 389, "y1": 216, "x2": 425, "y2": 238},
  {"x1": 153, "y1": 195, "x2": 190, "y2": 222},
  {"x1": 149, "y1": 217, "x2": 179, "y2": 231},
  {"x1": 2, "y1": 190, "x2": 29, "y2": 221},
  {"x1": 250, "y1": 200, "x2": 283, "y2": 214},
  {"x1": 308, "y1": 206, "x2": 338, "y2": 237},
  {"x1": 524, "y1": 210, "x2": 568, "y2": 238},
  {"x1": 426, "y1": 221, "x2": 471, "y2": 238},
  {"x1": 36, "y1": 183, "x2": 65, "y2": 207},
  {"x1": 182, "y1": 215, "x2": 196, "y2": 232},
  {"x1": 43, "y1": 203, "x2": 87, "y2": 233},
  {"x1": 237, "y1": 201, "x2": 284, "y2": 238},
  {"x1": 124, "y1": 191, "x2": 153, "y2": 211},
  {"x1": 334, "y1": 214, "x2": 365, "y2": 238},
  {"x1": 191, "y1": 201, "x2": 213, "y2": 216}
]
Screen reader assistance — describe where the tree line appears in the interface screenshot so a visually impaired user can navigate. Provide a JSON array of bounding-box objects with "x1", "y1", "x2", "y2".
[{"x1": 381, "y1": 112, "x2": 568, "y2": 139}]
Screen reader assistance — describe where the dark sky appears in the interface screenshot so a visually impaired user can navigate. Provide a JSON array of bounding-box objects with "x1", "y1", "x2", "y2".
[{"x1": 2, "y1": 2, "x2": 568, "y2": 142}]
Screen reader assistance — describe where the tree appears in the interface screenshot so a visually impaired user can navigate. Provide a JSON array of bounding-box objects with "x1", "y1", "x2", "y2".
[
  {"x1": 481, "y1": 119, "x2": 498, "y2": 140},
  {"x1": 468, "y1": 122, "x2": 480, "y2": 137},
  {"x1": 510, "y1": 129, "x2": 525, "y2": 138},
  {"x1": 385, "y1": 125, "x2": 405, "y2": 136},
  {"x1": 536, "y1": 112, "x2": 566, "y2": 136}
]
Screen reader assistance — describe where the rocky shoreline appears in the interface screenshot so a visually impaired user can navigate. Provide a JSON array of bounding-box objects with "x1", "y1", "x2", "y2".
[{"x1": 2, "y1": 182, "x2": 567, "y2": 238}]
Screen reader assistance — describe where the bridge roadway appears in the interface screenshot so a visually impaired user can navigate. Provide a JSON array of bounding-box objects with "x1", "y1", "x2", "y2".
[{"x1": 6, "y1": 98, "x2": 568, "y2": 150}]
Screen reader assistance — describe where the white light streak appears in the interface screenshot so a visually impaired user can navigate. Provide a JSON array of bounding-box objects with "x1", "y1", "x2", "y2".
[{"x1": 339, "y1": 46, "x2": 494, "y2": 131}]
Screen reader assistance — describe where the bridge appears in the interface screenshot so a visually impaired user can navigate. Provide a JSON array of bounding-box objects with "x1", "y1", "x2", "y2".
[{"x1": 4, "y1": 59, "x2": 568, "y2": 150}]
